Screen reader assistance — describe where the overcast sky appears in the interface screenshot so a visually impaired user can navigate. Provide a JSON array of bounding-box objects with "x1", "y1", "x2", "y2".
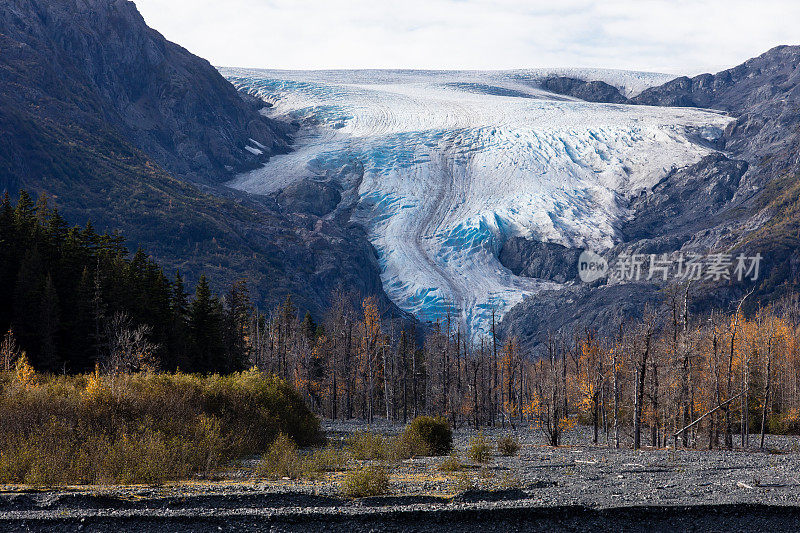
[{"x1": 132, "y1": 0, "x2": 800, "y2": 74}]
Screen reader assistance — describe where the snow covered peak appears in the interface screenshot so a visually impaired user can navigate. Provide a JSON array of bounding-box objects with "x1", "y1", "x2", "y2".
[{"x1": 221, "y1": 68, "x2": 732, "y2": 338}]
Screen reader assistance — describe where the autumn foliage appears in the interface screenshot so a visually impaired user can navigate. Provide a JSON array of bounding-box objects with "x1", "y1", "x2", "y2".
[{"x1": 252, "y1": 286, "x2": 800, "y2": 451}]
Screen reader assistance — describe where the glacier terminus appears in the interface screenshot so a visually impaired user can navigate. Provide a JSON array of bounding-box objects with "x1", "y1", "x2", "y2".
[{"x1": 221, "y1": 69, "x2": 734, "y2": 337}]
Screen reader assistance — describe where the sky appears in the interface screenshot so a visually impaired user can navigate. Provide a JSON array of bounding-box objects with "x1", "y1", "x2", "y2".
[{"x1": 133, "y1": 0, "x2": 800, "y2": 74}]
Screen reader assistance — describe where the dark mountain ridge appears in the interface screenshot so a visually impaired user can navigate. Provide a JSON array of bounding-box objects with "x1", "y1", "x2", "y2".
[
  {"x1": 539, "y1": 77, "x2": 628, "y2": 103},
  {"x1": 0, "y1": 0, "x2": 404, "y2": 322},
  {"x1": 0, "y1": 0, "x2": 290, "y2": 186}
]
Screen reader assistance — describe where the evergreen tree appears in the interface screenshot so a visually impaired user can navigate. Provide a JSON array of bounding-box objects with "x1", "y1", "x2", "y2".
[
  {"x1": 188, "y1": 275, "x2": 225, "y2": 373},
  {"x1": 301, "y1": 312, "x2": 317, "y2": 343},
  {"x1": 13, "y1": 190, "x2": 35, "y2": 236},
  {"x1": 12, "y1": 247, "x2": 44, "y2": 363},
  {"x1": 224, "y1": 280, "x2": 252, "y2": 372},
  {"x1": 0, "y1": 191, "x2": 268, "y2": 374},
  {"x1": 169, "y1": 271, "x2": 190, "y2": 370},
  {"x1": 0, "y1": 193, "x2": 14, "y2": 329},
  {"x1": 38, "y1": 274, "x2": 60, "y2": 370},
  {"x1": 70, "y1": 267, "x2": 96, "y2": 370}
]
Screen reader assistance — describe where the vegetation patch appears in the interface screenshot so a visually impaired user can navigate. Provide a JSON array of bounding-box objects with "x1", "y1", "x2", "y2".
[
  {"x1": 497, "y1": 435, "x2": 521, "y2": 456},
  {"x1": 438, "y1": 453, "x2": 465, "y2": 472},
  {"x1": 467, "y1": 433, "x2": 492, "y2": 464},
  {"x1": 347, "y1": 431, "x2": 390, "y2": 460},
  {"x1": 257, "y1": 433, "x2": 304, "y2": 480},
  {"x1": 301, "y1": 445, "x2": 349, "y2": 476},
  {"x1": 340, "y1": 465, "x2": 390, "y2": 498},
  {"x1": 0, "y1": 369, "x2": 320, "y2": 485},
  {"x1": 400, "y1": 416, "x2": 453, "y2": 456}
]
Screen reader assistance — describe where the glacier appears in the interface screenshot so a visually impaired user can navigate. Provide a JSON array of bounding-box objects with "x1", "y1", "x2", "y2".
[{"x1": 220, "y1": 68, "x2": 734, "y2": 337}]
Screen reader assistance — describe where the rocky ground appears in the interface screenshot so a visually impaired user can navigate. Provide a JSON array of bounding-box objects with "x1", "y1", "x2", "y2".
[{"x1": 3, "y1": 421, "x2": 800, "y2": 531}]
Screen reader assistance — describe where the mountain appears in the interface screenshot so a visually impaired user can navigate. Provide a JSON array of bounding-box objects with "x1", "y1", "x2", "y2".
[
  {"x1": 539, "y1": 77, "x2": 628, "y2": 103},
  {"x1": 500, "y1": 46, "x2": 800, "y2": 351},
  {"x1": 0, "y1": 0, "x2": 401, "y2": 320},
  {"x1": 0, "y1": 0, "x2": 289, "y2": 186},
  {"x1": 220, "y1": 53, "x2": 799, "y2": 346},
  {"x1": 3, "y1": 0, "x2": 798, "y2": 344},
  {"x1": 633, "y1": 46, "x2": 800, "y2": 188}
]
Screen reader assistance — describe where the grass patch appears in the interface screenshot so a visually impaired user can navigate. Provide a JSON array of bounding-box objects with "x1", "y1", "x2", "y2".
[{"x1": 340, "y1": 465, "x2": 390, "y2": 498}]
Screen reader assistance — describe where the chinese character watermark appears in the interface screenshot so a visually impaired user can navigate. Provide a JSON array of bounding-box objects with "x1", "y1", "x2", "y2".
[{"x1": 578, "y1": 251, "x2": 762, "y2": 283}]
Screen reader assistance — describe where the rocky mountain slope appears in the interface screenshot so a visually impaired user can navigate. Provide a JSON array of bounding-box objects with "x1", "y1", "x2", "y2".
[
  {"x1": 0, "y1": 0, "x2": 400, "y2": 319},
  {"x1": 500, "y1": 46, "x2": 800, "y2": 352},
  {"x1": 539, "y1": 77, "x2": 628, "y2": 103},
  {"x1": 0, "y1": 0, "x2": 289, "y2": 186}
]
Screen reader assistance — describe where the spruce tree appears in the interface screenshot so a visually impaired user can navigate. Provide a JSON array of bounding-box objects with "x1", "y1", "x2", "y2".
[
  {"x1": 169, "y1": 271, "x2": 190, "y2": 370},
  {"x1": 38, "y1": 274, "x2": 60, "y2": 370},
  {"x1": 301, "y1": 312, "x2": 317, "y2": 342},
  {"x1": 188, "y1": 275, "x2": 225, "y2": 373},
  {"x1": 224, "y1": 280, "x2": 252, "y2": 372}
]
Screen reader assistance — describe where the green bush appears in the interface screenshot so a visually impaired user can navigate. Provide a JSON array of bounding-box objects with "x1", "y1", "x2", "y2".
[
  {"x1": 467, "y1": 433, "x2": 492, "y2": 464},
  {"x1": 438, "y1": 453, "x2": 464, "y2": 472},
  {"x1": 496, "y1": 435, "x2": 520, "y2": 456},
  {"x1": 199, "y1": 370, "x2": 322, "y2": 450},
  {"x1": 256, "y1": 433, "x2": 303, "y2": 479},
  {"x1": 347, "y1": 431, "x2": 389, "y2": 460},
  {"x1": 391, "y1": 428, "x2": 432, "y2": 460},
  {"x1": 401, "y1": 416, "x2": 452, "y2": 456},
  {"x1": 341, "y1": 465, "x2": 390, "y2": 498}
]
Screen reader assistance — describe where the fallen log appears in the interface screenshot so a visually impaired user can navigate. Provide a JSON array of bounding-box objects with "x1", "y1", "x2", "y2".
[{"x1": 673, "y1": 391, "x2": 745, "y2": 444}]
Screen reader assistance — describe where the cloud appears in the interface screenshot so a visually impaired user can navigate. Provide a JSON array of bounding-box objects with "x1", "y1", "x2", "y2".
[{"x1": 133, "y1": 0, "x2": 800, "y2": 74}]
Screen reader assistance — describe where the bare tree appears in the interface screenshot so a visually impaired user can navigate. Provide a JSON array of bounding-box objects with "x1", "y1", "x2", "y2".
[
  {"x1": 103, "y1": 312, "x2": 159, "y2": 374},
  {"x1": 760, "y1": 314, "x2": 776, "y2": 449},
  {"x1": 633, "y1": 313, "x2": 656, "y2": 450},
  {"x1": 0, "y1": 328, "x2": 21, "y2": 372},
  {"x1": 725, "y1": 289, "x2": 753, "y2": 448}
]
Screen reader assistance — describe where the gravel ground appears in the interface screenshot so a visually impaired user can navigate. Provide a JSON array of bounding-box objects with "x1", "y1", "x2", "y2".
[{"x1": 3, "y1": 421, "x2": 800, "y2": 531}]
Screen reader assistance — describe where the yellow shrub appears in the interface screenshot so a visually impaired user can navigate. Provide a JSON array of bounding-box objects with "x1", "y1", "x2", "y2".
[
  {"x1": 0, "y1": 371, "x2": 320, "y2": 486},
  {"x1": 467, "y1": 433, "x2": 492, "y2": 464},
  {"x1": 13, "y1": 354, "x2": 34, "y2": 388}
]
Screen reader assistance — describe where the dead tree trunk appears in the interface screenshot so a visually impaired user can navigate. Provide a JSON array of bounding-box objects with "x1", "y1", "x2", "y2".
[
  {"x1": 633, "y1": 324, "x2": 654, "y2": 450},
  {"x1": 760, "y1": 334, "x2": 773, "y2": 449}
]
